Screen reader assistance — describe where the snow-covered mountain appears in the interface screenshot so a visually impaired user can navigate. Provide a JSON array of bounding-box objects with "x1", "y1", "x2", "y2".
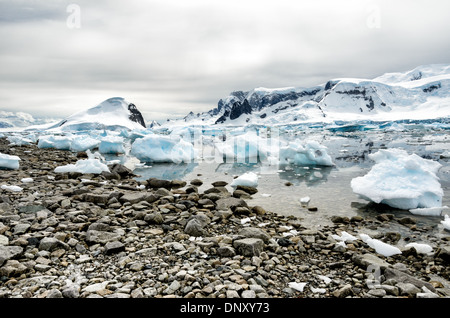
[
  {"x1": 0, "y1": 111, "x2": 56, "y2": 129},
  {"x1": 164, "y1": 64, "x2": 450, "y2": 127},
  {"x1": 30, "y1": 97, "x2": 147, "y2": 131}
]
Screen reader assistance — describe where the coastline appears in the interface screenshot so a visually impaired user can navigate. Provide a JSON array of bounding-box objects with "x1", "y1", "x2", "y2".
[{"x1": 0, "y1": 137, "x2": 449, "y2": 299}]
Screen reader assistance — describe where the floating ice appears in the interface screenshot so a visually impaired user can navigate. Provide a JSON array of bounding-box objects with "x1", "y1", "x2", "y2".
[
  {"x1": 404, "y1": 243, "x2": 433, "y2": 254},
  {"x1": 54, "y1": 159, "x2": 110, "y2": 174},
  {"x1": 21, "y1": 178, "x2": 33, "y2": 183},
  {"x1": 230, "y1": 172, "x2": 259, "y2": 188},
  {"x1": 99, "y1": 136, "x2": 125, "y2": 154},
  {"x1": 351, "y1": 148, "x2": 443, "y2": 210},
  {"x1": 70, "y1": 135, "x2": 101, "y2": 152},
  {"x1": 37, "y1": 135, "x2": 72, "y2": 150},
  {"x1": 214, "y1": 131, "x2": 280, "y2": 164},
  {"x1": 0, "y1": 153, "x2": 20, "y2": 170},
  {"x1": 359, "y1": 233, "x2": 402, "y2": 257},
  {"x1": 131, "y1": 134, "x2": 195, "y2": 163},
  {"x1": 279, "y1": 140, "x2": 334, "y2": 166},
  {"x1": 1, "y1": 185, "x2": 23, "y2": 192},
  {"x1": 441, "y1": 215, "x2": 450, "y2": 231}
]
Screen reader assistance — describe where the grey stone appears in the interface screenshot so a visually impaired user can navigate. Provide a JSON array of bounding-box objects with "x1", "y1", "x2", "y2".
[
  {"x1": 352, "y1": 253, "x2": 391, "y2": 270},
  {"x1": 104, "y1": 241, "x2": 125, "y2": 255},
  {"x1": 233, "y1": 238, "x2": 264, "y2": 256},
  {"x1": 83, "y1": 193, "x2": 110, "y2": 205},
  {"x1": 384, "y1": 267, "x2": 436, "y2": 293},
  {"x1": 332, "y1": 284, "x2": 353, "y2": 298},
  {"x1": 238, "y1": 227, "x2": 271, "y2": 243},
  {"x1": 46, "y1": 289, "x2": 63, "y2": 298},
  {"x1": 62, "y1": 284, "x2": 81, "y2": 298},
  {"x1": 0, "y1": 246, "x2": 23, "y2": 266},
  {"x1": 0, "y1": 260, "x2": 28, "y2": 277},
  {"x1": 85, "y1": 230, "x2": 122, "y2": 244},
  {"x1": 39, "y1": 237, "x2": 69, "y2": 251},
  {"x1": 396, "y1": 282, "x2": 421, "y2": 297},
  {"x1": 184, "y1": 218, "x2": 206, "y2": 237},
  {"x1": 216, "y1": 197, "x2": 247, "y2": 211},
  {"x1": 144, "y1": 212, "x2": 164, "y2": 224},
  {"x1": 13, "y1": 223, "x2": 30, "y2": 235},
  {"x1": 119, "y1": 192, "x2": 158, "y2": 205},
  {"x1": 217, "y1": 246, "x2": 236, "y2": 257},
  {"x1": 241, "y1": 290, "x2": 256, "y2": 298},
  {"x1": 435, "y1": 245, "x2": 450, "y2": 263}
]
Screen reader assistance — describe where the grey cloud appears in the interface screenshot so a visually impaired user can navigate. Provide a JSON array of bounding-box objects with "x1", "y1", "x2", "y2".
[{"x1": 0, "y1": 0, "x2": 449, "y2": 122}]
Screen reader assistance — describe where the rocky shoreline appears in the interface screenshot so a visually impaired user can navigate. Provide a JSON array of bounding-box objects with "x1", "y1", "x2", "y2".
[{"x1": 0, "y1": 137, "x2": 449, "y2": 299}]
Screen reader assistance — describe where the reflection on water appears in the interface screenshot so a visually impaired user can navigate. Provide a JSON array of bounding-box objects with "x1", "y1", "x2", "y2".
[
  {"x1": 277, "y1": 164, "x2": 334, "y2": 187},
  {"x1": 134, "y1": 162, "x2": 198, "y2": 181}
]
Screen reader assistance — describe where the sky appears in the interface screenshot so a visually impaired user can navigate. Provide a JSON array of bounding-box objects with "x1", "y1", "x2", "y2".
[{"x1": 0, "y1": 0, "x2": 449, "y2": 122}]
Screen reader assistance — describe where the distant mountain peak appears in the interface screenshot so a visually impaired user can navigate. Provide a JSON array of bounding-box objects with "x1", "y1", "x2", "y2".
[
  {"x1": 166, "y1": 64, "x2": 450, "y2": 127},
  {"x1": 44, "y1": 97, "x2": 147, "y2": 131}
]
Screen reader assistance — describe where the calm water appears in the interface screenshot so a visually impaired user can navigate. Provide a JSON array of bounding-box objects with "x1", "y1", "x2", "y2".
[{"x1": 130, "y1": 126, "x2": 450, "y2": 242}]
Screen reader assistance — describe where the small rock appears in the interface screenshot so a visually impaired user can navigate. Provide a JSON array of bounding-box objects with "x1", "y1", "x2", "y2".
[{"x1": 233, "y1": 238, "x2": 264, "y2": 256}]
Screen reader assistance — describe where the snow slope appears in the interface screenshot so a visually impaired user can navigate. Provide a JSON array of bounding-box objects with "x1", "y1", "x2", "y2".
[
  {"x1": 33, "y1": 97, "x2": 147, "y2": 132},
  {"x1": 163, "y1": 64, "x2": 450, "y2": 127}
]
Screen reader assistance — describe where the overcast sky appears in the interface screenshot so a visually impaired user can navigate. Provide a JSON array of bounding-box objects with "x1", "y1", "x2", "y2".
[{"x1": 0, "y1": 0, "x2": 449, "y2": 122}]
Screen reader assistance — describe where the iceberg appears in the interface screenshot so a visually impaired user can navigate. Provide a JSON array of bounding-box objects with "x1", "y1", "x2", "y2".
[
  {"x1": 54, "y1": 159, "x2": 110, "y2": 174},
  {"x1": 130, "y1": 134, "x2": 196, "y2": 163},
  {"x1": 0, "y1": 153, "x2": 20, "y2": 170},
  {"x1": 37, "y1": 135, "x2": 72, "y2": 150},
  {"x1": 350, "y1": 148, "x2": 443, "y2": 210},
  {"x1": 279, "y1": 140, "x2": 334, "y2": 166},
  {"x1": 230, "y1": 171, "x2": 259, "y2": 188},
  {"x1": 70, "y1": 135, "x2": 101, "y2": 152},
  {"x1": 214, "y1": 130, "x2": 280, "y2": 164},
  {"x1": 99, "y1": 136, "x2": 125, "y2": 154}
]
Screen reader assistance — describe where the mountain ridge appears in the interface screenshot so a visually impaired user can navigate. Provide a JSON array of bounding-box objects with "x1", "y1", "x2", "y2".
[{"x1": 165, "y1": 64, "x2": 450, "y2": 127}]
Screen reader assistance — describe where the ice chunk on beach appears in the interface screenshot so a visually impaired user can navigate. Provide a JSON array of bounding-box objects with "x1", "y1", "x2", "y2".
[
  {"x1": 359, "y1": 233, "x2": 402, "y2": 257},
  {"x1": 99, "y1": 136, "x2": 125, "y2": 154},
  {"x1": 288, "y1": 282, "x2": 307, "y2": 292},
  {"x1": 404, "y1": 243, "x2": 433, "y2": 254},
  {"x1": 230, "y1": 171, "x2": 259, "y2": 188},
  {"x1": 332, "y1": 231, "x2": 358, "y2": 243},
  {"x1": 54, "y1": 159, "x2": 110, "y2": 174},
  {"x1": 1, "y1": 185, "x2": 23, "y2": 192},
  {"x1": 38, "y1": 135, "x2": 72, "y2": 150},
  {"x1": 441, "y1": 215, "x2": 450, "y2": 231},
  {"x1": 279, "y1": 140, "x2": 334, "y2": 166},
  {"x1": 351, "y1": 148, "x2": 443, "y2": 210},
  {"x1": 0, "y1": 153, "x2": 20, "y2": 170},
  {"x1": 409, "y1": 206, "x2": 448, "y2": 216},
  {"x1": 131, "y1": 134, "x2": 195, "y2": 163}
]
